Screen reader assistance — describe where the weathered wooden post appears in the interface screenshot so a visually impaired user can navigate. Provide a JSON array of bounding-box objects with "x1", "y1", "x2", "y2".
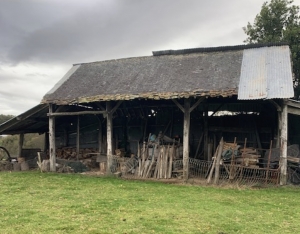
[
  {"x1": 183, "y1": 98, "x2": 190, "y2": 180},
  {"x1": 106, "y1": 101, "x2": 113, "y2": 174},
  {"x1": 280, "y1": 101, "x2": 288, "y2": 185},
  {"x1": 98, "y1": 120, "x2": 103, "y2": 154},
  {"x1": 49, "y1": 104, "x2": 56, "y2": 172},
  {"x1": 76, "y1": 116, "x2": 80, "y2": 161}
]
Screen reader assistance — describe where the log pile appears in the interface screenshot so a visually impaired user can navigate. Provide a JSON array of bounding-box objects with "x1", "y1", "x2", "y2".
[
  {"x1": 56, "y1": 147, "x2": 98, "y2": 160},
  {"x1": 50, "y1": 147, "x2": 99, "y2": 169}
]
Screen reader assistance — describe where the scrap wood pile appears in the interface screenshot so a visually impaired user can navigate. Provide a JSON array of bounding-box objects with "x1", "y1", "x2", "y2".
[
  {"x1": 121, "y1": 142, "x2": 180, "y2": 179},
  {"x1": 220, "y1": 139, "x2": 261, "y2": 168},
  {"x1": 207, "y1": 138, "x2": 262, "y2": 184}
]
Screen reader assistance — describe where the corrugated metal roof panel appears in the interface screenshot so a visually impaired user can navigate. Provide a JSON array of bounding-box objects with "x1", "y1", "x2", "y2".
[{"x1": 238, "y1": 46, "x2": 294, "y2": 100}]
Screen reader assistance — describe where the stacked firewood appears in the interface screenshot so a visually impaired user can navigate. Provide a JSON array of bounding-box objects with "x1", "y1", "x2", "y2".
[
  {"x1": 56, "y1": 147, "x2": 98, "y2": 160},
  {"x1": 54, "y1": 147, "x2": 99, "y2": 169},
  {"x1": 137, "y1": 143, "x2": 176, "y2": 179}
]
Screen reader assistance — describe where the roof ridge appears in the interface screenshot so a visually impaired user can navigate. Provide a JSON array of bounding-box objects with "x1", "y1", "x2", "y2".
[{"x1": 152, "y1": 42, "x2": 289, "y2": 56}]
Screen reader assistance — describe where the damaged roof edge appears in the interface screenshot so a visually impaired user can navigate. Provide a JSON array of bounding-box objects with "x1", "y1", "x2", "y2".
[
  {"x1": 153, "y1": 42, "x2": 289, "y2": 56},
  {"x1": 45, "y1": 64, "x2": 81, "y2": 95}
]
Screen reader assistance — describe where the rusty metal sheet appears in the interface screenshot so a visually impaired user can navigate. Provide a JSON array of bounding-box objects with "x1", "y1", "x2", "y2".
[{"x1": 238, "y1": 46, "x2": 294, "y2": 100}]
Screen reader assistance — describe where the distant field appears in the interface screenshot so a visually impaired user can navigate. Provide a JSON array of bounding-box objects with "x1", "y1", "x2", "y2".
[{"x1": 0, "y1": 171, "x2": 299, "y2": 234}]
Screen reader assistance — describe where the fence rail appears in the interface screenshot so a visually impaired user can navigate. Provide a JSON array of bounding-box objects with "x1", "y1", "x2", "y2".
[{"x1": 108, "y1": 155, "x2": 281, "y2": 186}]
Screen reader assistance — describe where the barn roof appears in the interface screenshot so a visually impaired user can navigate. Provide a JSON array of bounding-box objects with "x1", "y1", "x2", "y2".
[{"x1": 42, "y1": 43, "x2": 294, "y2": 105}]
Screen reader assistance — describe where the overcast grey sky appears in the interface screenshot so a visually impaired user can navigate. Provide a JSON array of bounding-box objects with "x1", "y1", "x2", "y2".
[{"x1": 1, "y1": 0, "x2": 299, "y2": 115}]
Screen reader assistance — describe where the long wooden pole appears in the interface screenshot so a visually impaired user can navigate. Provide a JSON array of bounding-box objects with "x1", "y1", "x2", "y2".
[
  {"x1": 98, "y1": 120, "x2": 103, "y2": 154},
  {"x1": 106, "y1": 101, "x2": 113, "y2": 174},
  {"x1": 49, "y1": 104, "x2": 56, "y2": 172},
  {"x1": 213, "y1": 138, "x2": 224, "y2": 185},
  {"x1": 280, "y1": 101, "x2": 288, "y2": 185},
  {"x1": 183, "y1": 98, "x2": 190, "y2": 180},
  {"x1": 76, "y1": 116, "x2": 80, "y2": 161}
]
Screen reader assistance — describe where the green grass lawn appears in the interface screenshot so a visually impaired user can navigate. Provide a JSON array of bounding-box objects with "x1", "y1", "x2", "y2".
[{"x1": 0, "y1": 171, "x2": 299, "y2": 234}]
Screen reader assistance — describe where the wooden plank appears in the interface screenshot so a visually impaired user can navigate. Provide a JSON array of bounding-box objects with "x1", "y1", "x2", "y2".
[
  {"x1": 106, "y1": 101, "x2": 113, "y2": 174},
  {"x1": 213, "y1": 138, "x2": 224, "y2": 185},
  {"x1": 49, "y1": 104, "x2": 56, "y2": 172},
  {"x1": 287, "y1": 156, "x2": 300, "y2": 163},
  {"x1": 47, "y1": 110, "x2": 107, "y2": 117},
  {"x1": 183, "y1": 98, "x2": 190, "y2": 180},
  {"x1": 287, "y1": 106, "x2": 300, "y2": 116},
  {"x1": 280, "y1": 101, "x2": 288, "y2": 185},
  {"x1": 207, "y1": 145, "x2": 219, "y2": 184}
]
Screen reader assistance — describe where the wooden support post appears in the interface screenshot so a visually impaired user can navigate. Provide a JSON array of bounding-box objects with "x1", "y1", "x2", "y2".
[
  {"x1": 18, "y1": 133, "x2": 24, "y2": 158},
  {"x1": 49, "y1": 104, "x2": 56, "y2": 172},
  {"x1": 204, "y1": 105, "x2": 208, "y2": 160},
  {"x1": 106, "y1": 101, "x2": 113, "y2": 174},
  {"x1": 76, "y1": 116, "x2": 80, "y2": 161},
  {"x1": 98, "y1": 120, "x2": 103, "y2": 154},
  {"x1": 280, "y1": 101, "x2": 288, "y2": 185},
  {"x1": 276, "y1": 111, "x2": 282, "y2": 148},
  {"x1": 183, "y1": 99, "x2": 190, "y2": 180}
]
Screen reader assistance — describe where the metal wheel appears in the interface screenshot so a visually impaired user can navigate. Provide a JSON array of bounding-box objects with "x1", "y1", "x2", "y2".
[{"x1": 0, "y1": 147, "x2": 11, "y2": 162}]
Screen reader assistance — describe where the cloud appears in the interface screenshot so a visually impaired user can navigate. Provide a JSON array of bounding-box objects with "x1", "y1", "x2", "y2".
[
  {"x1": 2, "y1": 0, "x2": 298, "y2": 115},
  {"x1": 5, "y1": 0, "x2": 262, "y2": 65}
]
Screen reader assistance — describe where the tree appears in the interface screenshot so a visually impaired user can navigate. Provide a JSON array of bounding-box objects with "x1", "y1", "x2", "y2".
[
  {"x1": 0, "y1": 114, "x2": 14, "y2": 125},
  {"x1": 243, "y1": 0, "x2": 300, "y2": 99}
]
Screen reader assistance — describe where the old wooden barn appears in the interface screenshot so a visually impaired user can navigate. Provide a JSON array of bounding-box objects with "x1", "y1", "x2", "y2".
[{"x1": 1, "y1": 43, "x2": 300, "y2": 185}]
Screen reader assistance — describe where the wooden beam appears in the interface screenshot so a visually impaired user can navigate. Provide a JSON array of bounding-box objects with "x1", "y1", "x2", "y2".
[
  {"x1": 286, "y1": 99, "x2": 300, "y2": 109},
  {"x1": 18, "y1": 133, "x2": 24, "y2": 157},
  {"x1": 110, "y1": 101, "x2": 123, "y2": 114},
  {"x1": 106, "y1": 101, "x2": 113, "y2": 174},
  {"x1": 47, "y1": 110, "x2": 107, "y2": 117},
  {"x1": 76, "y1": 116, "x2": 80, "y2": 161},
  {"x1": 287, "y1": 106, "x2": 300, "y2": 115},
  {"x1": 49, "y1": 104, "x2": 56, "y2": 172},
  {"x1": 280, "y1": 101, "x2": 288, "y2": 185},
  {"x1": 172, "y1": 99, "x2": 184, "y2": 113},
  {"x1": 268, "y1": 100, "x2": 282, "y2": 111},
  {"x1": 183, "y1": 98, "x2": 190, "y2": 180},
  {"x1": 189, "y1": 97, "x2": 205, "y2": 113},
  {"x1": 95, "y1": 103, "x2": 106, "y2": 111}
]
